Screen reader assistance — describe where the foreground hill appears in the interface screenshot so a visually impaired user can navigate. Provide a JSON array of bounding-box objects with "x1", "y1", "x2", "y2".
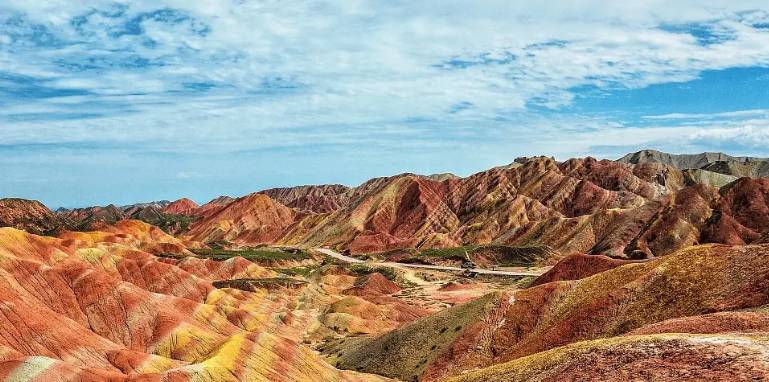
[
  {"x1": 0, "y1": 220, "x2": 391, "y2": 381},
  {"x1": 333, "y1": 243, "x2": 769, "y2": 381}
]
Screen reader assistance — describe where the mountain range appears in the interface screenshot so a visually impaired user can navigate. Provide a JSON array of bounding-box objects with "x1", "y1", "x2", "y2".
[
  {"x1": 2, "y1": 149, "x2": 769, "y2": 381},
  {"x1": 3, "y1": 149, "x2": 769, "y2": 263}
]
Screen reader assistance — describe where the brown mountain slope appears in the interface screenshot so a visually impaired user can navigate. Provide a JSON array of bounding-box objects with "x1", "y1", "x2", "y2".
[
  {"x1": 195, "y1": 195, "x2": 236, "y2": 218},
  {"x1": 274, "y1": 157, "x2": 680, "y2": 256},
  {"x1": 0, "y1": 198, "x2": 71, "y2": 235},
  {"x1": 446, "y1": 333, "x2": 769, "y2": 382},
  {"x1": 619, "y1": 149, "x2": 769, "y2": 178},
  {"x1": 261, "y1": 184, "x2": 351, "y2": 213}
]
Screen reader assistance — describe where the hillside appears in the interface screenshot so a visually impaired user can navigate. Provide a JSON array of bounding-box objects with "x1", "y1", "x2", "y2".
[
  {"x1": 0, "y1": 198, "x2": 72, "y2": 235},
  {"x1": 7, "y1": 151, "x2": 769, "y2": 263},
  {"x1": 336, "y1": 243, "x2": 769, "y2": 381}
]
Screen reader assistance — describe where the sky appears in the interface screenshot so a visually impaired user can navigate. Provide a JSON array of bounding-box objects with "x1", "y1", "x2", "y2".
[{"x1": 1, "y1": 1, "x2": 769, "y2": 208}]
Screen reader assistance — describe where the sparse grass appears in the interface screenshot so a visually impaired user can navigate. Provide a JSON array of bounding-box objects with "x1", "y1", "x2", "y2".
[
  {"x1": 333, "y1": 292, "x2": 500, "y2": 381},
  {"x1": 419, "y1": 245, "x2": 478, "y2": 260},
  {"x1": 212, "y1": 277, "x2": 308, "y2": 290},
  {"x1": 277, "y1": 266, "x2": 319, "y2": 277},
  {"x1": 191, "y1": 248, "x2": 311, "y2": 262},
  {"x1": 348, "y1": 264, "x2": 399, "y2": 281}
]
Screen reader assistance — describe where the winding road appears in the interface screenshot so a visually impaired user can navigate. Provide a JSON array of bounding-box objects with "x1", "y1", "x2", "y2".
[{"x1": 315, "y1": 248, "x2": 544, "y2": 277}]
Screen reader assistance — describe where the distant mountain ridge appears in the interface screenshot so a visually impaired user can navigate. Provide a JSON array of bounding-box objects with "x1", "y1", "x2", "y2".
[{"x1": 618, "y1": 149, "x2": 769, "y2": 177}]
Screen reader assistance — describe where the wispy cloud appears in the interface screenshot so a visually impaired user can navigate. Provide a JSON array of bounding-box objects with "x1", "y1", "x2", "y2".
[{"x1": 2, "y1": 1, "x2": 769, "y2": 206}]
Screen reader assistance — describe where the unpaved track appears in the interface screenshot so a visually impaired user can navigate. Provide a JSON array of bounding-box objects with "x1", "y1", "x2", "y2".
[{"x1": 316, "y1": 248, "x2": 544, "y2": 277}]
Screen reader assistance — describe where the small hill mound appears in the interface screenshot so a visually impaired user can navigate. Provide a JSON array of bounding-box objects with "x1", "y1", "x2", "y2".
[
  {"x1": 628, "y1": 310, "x2": 769, "y2": 336},
  {"x1": 162, "y1": 198, "x2": 199, "y2": 215},
  {"x1": 333, "y1": 293, "x2": 508, "y2": 382},
  {"x1": 531, "y1": 253, "x2": 636, "y2": 286},
  {"x1": 185, "y1": 193, "x2": 296, "y2": 243},
  {"x1": 344, "y1": 273, "x2": 401, "y2": 297}
]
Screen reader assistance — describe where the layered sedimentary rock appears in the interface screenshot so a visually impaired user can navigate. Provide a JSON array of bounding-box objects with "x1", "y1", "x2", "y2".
[{"x1": 0, "y1": 222, "x2": 388, "y2": 382}]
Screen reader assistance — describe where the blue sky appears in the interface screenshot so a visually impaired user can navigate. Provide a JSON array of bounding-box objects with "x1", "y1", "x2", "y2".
[{"x1": 1, "y1": 1, "x2": 769, "y2": 208}]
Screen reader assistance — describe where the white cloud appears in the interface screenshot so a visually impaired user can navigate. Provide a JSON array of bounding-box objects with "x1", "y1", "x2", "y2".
[{"x1": 2, "y1": 0, "x2": 769, "y2": 206}]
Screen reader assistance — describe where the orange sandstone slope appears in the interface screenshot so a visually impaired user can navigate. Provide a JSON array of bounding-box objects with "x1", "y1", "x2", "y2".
[
  {"x1": 336, "y1": 243, "x2": 769, "y2": 381},
  {"x1": 0, "y1": 223, "x2": 388, "y2": 382}
]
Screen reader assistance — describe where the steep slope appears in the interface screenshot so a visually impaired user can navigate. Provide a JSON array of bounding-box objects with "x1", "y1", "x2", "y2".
[
  {"x1": 261, "y1": 185, "x2": 351, "y2": 213},
  {"x1": 274, "y1": 157, "x2": 681, "y2": 257},
  {"x1": 530, "y1": 253, "x2": 636, "y2": 286},
  {"x1": 682, "y1": 168, "x2": 738, "y2": 187},
  {"x1": 446, "y1": 333, "x2": 769, "y2": 382},
  {"x1": 60, "y1": 203, "x2": 196, "y2": 235},
  {"x1": 122, "y1": 152, "x2": 769, "y2": 261},
  {"x1": 195, "y1": 195, "x2": 236, "y2": 217},
  {"x1": 185, "y1": 193, "x2": 297, "y2": 244}
]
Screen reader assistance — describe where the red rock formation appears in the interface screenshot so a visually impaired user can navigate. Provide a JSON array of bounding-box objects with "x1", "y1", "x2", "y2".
[
  {"x1": 530, "y1": 253, "x2": 637, "y2": 286},
  {"x1": 340, "y1": 243, "x2": 769, "y2": 381},
  {"x1": 195, "y1": 195, "x2": 235, "y2": 218},
  {"x1": 161, "y1": 198, "x2": 200, "y2": 215},
  {"x1": 260, "y1": 185, "x2": 351, "y2": 213},
  {"x1": 343, "y1": 273, "x2": 401, "y2": 297}
]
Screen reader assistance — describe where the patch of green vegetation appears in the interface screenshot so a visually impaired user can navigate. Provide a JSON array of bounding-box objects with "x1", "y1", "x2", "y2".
[
  {"x1": 419, "y1": 245, "x2": 479, "y2": 260},
  {"x1": 333, "y1": 292, "x2": 500, "y2": 381},
  {"x1": 212, "y1": 277, "x2": 308, "y2": 290},
  {"x1": 416, "y1": 244, "x2": 554, "y2": 266},
  {"x1": 277, "y1": 266, "x2": 319, "y2": 277},
  {"x1": 348, "y1": 264, "x2": 399, "y2": 281},
  {"x1": 154, "y1": 214, "x2": 196, "y2": 234},
  {"x1": 155, "y1": 252, "x2": 188, "y2": 260},
  {"x1": 191, "y1": 247, "x2": 311, "y2": 262},
  {"x1": 346, "y1": 263, "x2": 417, "y2": 288}
]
